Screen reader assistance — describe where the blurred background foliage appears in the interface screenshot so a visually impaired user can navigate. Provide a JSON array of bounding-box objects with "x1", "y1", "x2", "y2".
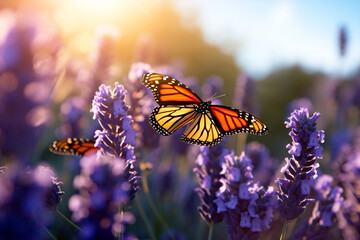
[{"x1": 0, "y1": 0, "x2": 359, "y2": 239}]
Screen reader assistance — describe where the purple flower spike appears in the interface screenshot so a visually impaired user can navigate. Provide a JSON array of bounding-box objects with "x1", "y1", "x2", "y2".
[
  {"x1": 34, "y1": 165, "x2": 64, "y2": 210},
  {"x1": 193, "y1": 144, "x2": 229, "y2": 225},
  {"x1": 0, "y1": 164, "x2": 62, "y2": 239},
  {"x1": 70, "y1": 155, "x2": 139, "y2": 239},
  {"x1": 291, "y1": 175, "x2": 344, "y2": 240},
  {"x1": 70, "y1": 83, "x2": 139, "y2": 239},
  {"x1": 232, "y1": 74, "x2": 256, "y2": 112},
  {"x1": 244, "y1": 142, "x2": 278, "y2": 187},
  {"x1": 91, "y1": 82, "x2": 139, "y2": 200},
  {"x1": 91, "y1": 82, "x2": 136, "y2": 159},
  {"x1": 0, "y1": 9, "x2": 60, "y2": 160},
  {"x1": 124, "y1": 62, "x2": 160, "y2": 149},
  {"x1": 215, "y1": 151, "x2": 276, "y2": 240},
  {"x1": 332, "y1": 143, "x2": 360, "y2": 240},
  {"x1": 276, "y1": 108, "x2": 325, "y2": 221}
]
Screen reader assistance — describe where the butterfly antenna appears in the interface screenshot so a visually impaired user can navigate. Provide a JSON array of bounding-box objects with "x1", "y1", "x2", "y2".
[
  {"x1": 210, "y1": 93, "x2": 228, "y2": 101},
  {"x1": 209, "y1": 92, "x2": 217, "y2": 100}
]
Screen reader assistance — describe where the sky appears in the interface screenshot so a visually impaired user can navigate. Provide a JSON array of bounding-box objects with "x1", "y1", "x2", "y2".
[{"x1": 175, "y1": 1, "x2": 360, "y2": 78}]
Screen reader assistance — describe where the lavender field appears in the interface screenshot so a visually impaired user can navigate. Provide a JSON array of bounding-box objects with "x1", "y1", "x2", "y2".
[{"x1": 0, "y1": 1, "x2": 359, "y2": 240}]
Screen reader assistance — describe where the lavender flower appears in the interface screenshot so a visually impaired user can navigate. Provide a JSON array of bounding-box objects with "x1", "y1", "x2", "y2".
[
  {"x1": 69, "y1": 155, "x2": 138, "y2": 239},
  {"x1": 0, "y1": 164, "x2": 63, "y2": 239},
  {"x1": 339, "y1": 25, "x2": 347, "y2": 57},
  {"x1": 276, "y1": 108, "x2": 325, "y2": 221},
  {"x1": 0, "y1": 9, "x2": 60, "y2": 160},
  {"x1": 59, "y1": 97, "x2": 86, "y2": 138},
  {"x1": 87, "y1": 26, "x2": 119, "y2": 99},
  {"x1": 291, "y1": 175, "x2": 344, "y2": 239},
  {"x1": 201, "y1": 75, "x2": 223, "y2": 100},
  {"x1": 91, "y1": 82, "x2": 139, "y2": 200},
  {"x1": 33, "y1": 165, "x2": 64, "y2": 210},
  {"x1": 215, "y1": 151, "x2": 276, "y2": 240},
  {"x1": 286, "y1": 98, "x2": 313, "y2": 119},
  {"x1": 124, "y1": 62, "x2": 160, "y2": 149},
  {"x1": 351, "y1": 77, "x2": 360, "y2": 109},
  {"x1": 154, "y1": 65, "x2": 183, "y2": 81},
  {"x1": 332, "y1": 144, "x2": 360, "y2": 240},
  {"x1": 232, "y1": 74, "x2": 257, "y2": 114},
  {"x1": 245, "y1": 142, "x2": 278, "y2": 187},
  {"x1": 91, "y1": 82, "x2": 136, "y2": 160},
  {"x1": 193, "y1": 144, "x2": 229, "y2": 225},
  {"x1": 69, "y1": 83, "x2": 139, "y2": 239}
]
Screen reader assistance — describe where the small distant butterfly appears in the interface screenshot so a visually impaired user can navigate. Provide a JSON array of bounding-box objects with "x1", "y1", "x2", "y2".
[
  {"x1": 141, "y1": 73, "x2": 268, "y2": 147},
  {"x1": 49, "y1": 138, "x2": 99, "y2": 157}
]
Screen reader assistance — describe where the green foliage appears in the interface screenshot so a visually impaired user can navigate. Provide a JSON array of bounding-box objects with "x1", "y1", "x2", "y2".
[{"x1": 257, "y1": 65, "x2": 322, "y2": 157}]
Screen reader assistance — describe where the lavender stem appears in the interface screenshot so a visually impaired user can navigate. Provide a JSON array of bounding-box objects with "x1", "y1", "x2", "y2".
[
  {"x1": 42, "y1": 225, "x2": 57, "y2": 240},
  {"x1": 135, "y1": 198, "x2": 156, "y2": 240},
  {"x1": 56, "y1": 208, "x2": 81, "y2": 231},
  {"x1": 142, "y1": 173, "x2": 175, "y2": 240},
  {"x1": 280, "y1": 221, "x2": 288, "y2": 240},
  {"x1": 208, "y1": 224, "x2": 213, "y2": 240}
]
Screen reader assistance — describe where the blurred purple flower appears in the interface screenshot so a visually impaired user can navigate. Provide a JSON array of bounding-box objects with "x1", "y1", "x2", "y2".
[
  {"x1": 0, "y1": 166, "x2": 6, "y2": 175},
  {"x1": 232, "y1": 73, "x2": 257, "y2": 114},
  {"x1": 351, "y1": 77, "x2": 360, "y2": 109},
  {"x1": 124, "y1": 62, "x2": 160, "y2": 149},
  {"x1": 0, "y1": 9, "x2": 60, "y2": 160},
  {"x1": 201, "y1": 75, "x2": 223, "y2": 101},
  {"x1": 339, "y1": 25, "x2": 347, "y2": 57},
  {"x1": 90, "y1": 26, "x2": 119, "y2": 75},
  {"x1": 332, "y1": 143, "x2": 360, "y2": 240},
  {"x1": 59, "y1": 97, "x2": 86, "y2": 138},
  {"x1": 291, "y1": 175, "x2": 344, "y2": 239},
  {"x1": 193, "y1": 144, "x2": 229, "y2": 225},
  {"x1": 0, "y1": 164, "x2": 62, "y2": 239},
  {"x1": 245, "y1": 142, "x2": 278, "y2": 187},
  {"x1": 91, "y1": 26, "x2": 119, "y2": 81},
  {"x1": 154, "y1": 65, "x2": 183, "y2": 81},
  {"x1": 76, "y1": 26, "x2": 119, "y2": 106},
  {"x1": 286, "y1": 98, "x2": 313, "y2": 119},
  {"x1": 276, "y1": 108, "x2": 324, "y2": 221},
  {"x1": 34, "y1": 165, "x2": 64, "y2": 210},
  {"x1": 69, "y1": 155, "x2": 138, "y2": 239},
  {"x1": 215, "y1": 151, "x2": 276, "y2": 240}
]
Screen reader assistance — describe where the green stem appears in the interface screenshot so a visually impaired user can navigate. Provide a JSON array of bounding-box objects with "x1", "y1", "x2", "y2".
[
  {"x1": 117, "y1": 206, "x2": 124, "y2": 240},
  {"x1": 56, "y1": 208, "x2": 81, "y2": 231},
  {"x1": 195, "y1": 220, "x2": 205, "y2": 240},
  {"x1": 236, "y1": 134, "x2": 247, "y2": 155},
  {"x1": 208, "y1": 224, "x2": 213, "y2": 240},
  {"x1": 142, "y1": 173, "x2": 175, "y2": 240},
  {"x1": 280, "y1": 221, "x2": 288, "y2": 240},
  {"x1": 42, "y1": 225, "x2": 57, "y2": 240},
  {"x1": 135, "y1": 197, "x2": 156, "y2": 240}
]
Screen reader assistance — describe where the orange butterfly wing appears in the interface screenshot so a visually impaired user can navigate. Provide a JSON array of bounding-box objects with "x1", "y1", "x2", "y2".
[
  {"x1": 49, "y1": 138, "x2": 99, "y2": 157},
  {"x1": 149, "y1": 105, "x2": 199, "y2": 136},
  {"x1": 210, "y1": 105, "x2": 268, "y2": 136},
  {"x1": 180, "y1": 111, "x2": 223, "y2": 147},
  {"x1": 141, "y1": 73, "x2": 202, "y2": 105}
]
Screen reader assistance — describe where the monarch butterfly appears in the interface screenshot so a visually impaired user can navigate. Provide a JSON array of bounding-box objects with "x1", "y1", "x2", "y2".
[
  {"x1": 141, "y1": 73, "x2": 268, "y2": 147},
  {"x1": 49, "y1": 138, "x2": 99, "y2": 157}
]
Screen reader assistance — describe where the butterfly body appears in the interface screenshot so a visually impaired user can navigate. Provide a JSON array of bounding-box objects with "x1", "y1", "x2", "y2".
[
  {"x1": 195, "y1": 101, "x2": 211, "y2": 113},
  {"x1": 142, "y1": 73, "x2": 268, "y2": 147}
]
